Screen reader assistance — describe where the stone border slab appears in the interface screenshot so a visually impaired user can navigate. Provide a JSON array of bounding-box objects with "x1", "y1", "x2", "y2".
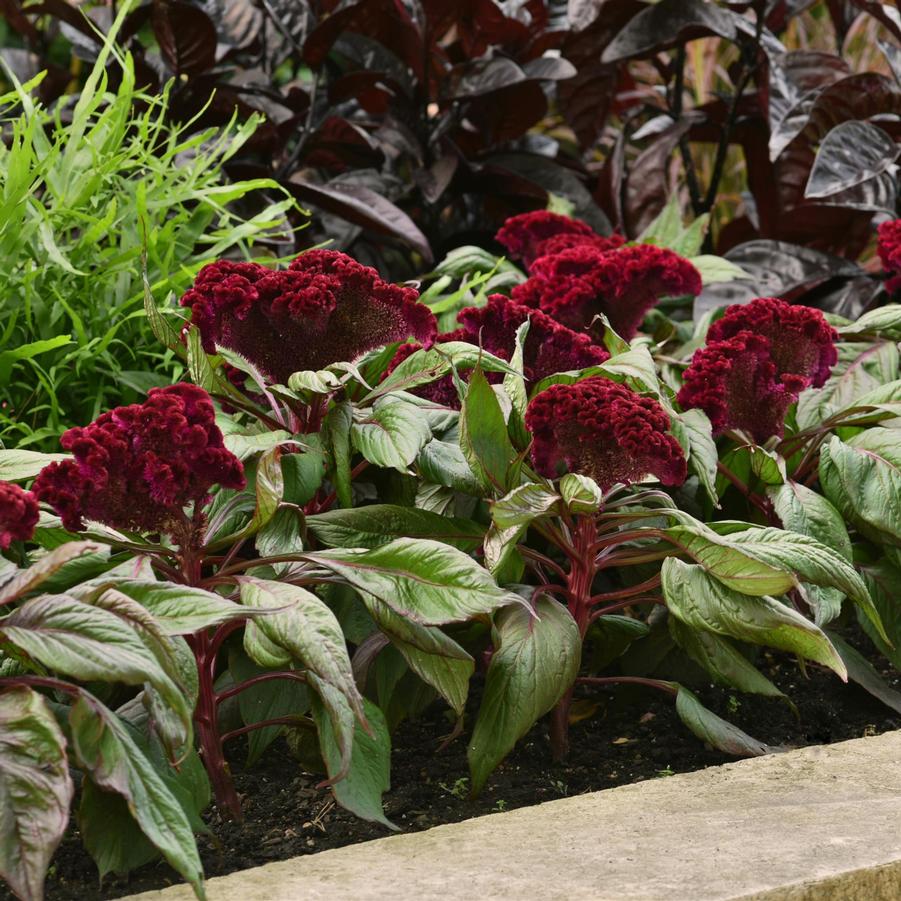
[{"x1": 124, "y1": 730, "x2": 901, "y2": 901}]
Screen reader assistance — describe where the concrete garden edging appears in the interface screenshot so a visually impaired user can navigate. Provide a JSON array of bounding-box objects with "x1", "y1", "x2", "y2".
[{"x1": 124, "y1": 730, "x2": 901, "y2": 901}]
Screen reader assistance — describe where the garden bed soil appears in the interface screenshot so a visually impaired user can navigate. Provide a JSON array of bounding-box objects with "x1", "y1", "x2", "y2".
[{"x1": 25, "y1": 641, "x2": 901, "y2": 901}]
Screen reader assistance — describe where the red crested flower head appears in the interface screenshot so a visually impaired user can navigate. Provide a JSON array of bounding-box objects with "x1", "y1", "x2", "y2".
[
  {"x1": 677, "y1": 331, "x2": 808, "y2": 443},
  {"x1": 494, "y1": 211, "x2": 596, "y2": 267},
  {"x1": 706, "y1": 297, "x2": 837, "y2": 388},
  {"x1": 384, "y1": 296, "x2": 609, "y2": 409},
  {"x1": 180, "y1": 250, "x2": 437, "y2": 384},
  {"x1": 878, "y1": 219, "x2": 901, "y2": 295},
  {"x1": 33, "y1": 384, "x2": 245, "y2": 535},
  {"x1": 512, "y1": 244, "x2": 702, "y2": 340},
  {"x1": 525, "y1": 378, "x2": 687, "y2": 491},
  {"x1": 524, "y1": 232, "x2": 626, "y2": 269},
  {"x1": 0, "y1": 482, "x2": 39, "y2": 549}
]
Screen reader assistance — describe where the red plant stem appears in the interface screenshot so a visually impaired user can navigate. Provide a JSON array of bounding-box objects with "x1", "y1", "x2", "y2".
[
  {"x1": 193, "y1": 629, "x2": 243, "y2": 821},
  {"x1": 220, "y1": 715, "x2": 315, "y2": 745},
  {"x1": 589, "y1": 574, "x2": 662, "y2": 606},
  {"x1": 315, "y1": 460, "x2": 371, "y2": 512},
  {"x1": 216, "y1": 671, "x2": 308, "y2": 704},
  {"x1": 576, "y1": 675, "x2": 678, "y2": 696},
  {"x1": 590, "y1": 528, "x2": 662, "y2": 555},
  {"x1": 519, "y1": 546, "x2": 568, "y2": 580},
  {"x1": 549, "y1": 516, "x2": 597, "y2": 762},
  {"x1": 715, "y1": 461, "x2": 773, "y2": 518},
  {"x1": 4, "y1": 675, "x2": 81, "y2": 696},
  {"x1": 589, "y1": 596, "x2": 664, "y2": 621}
]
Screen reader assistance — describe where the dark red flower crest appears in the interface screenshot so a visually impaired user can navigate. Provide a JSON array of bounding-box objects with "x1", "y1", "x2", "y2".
[
  {"x1": 525, "y1": 378, "x2": 687, "y2": 491},
  {"x1": 512, "y1": 244, "x2": 702, "y2": 340},
  {"x1": 706, "y1": 297, "x2": 837, "y2": 388},
  {"x1": 677, "y1": 331, "x2": 809, "y2": 443},
  {"x1": 384, "y1": 296, "x2": 610, "y2": 409},
  {"x1": 494, "y1": 211, "x2": 596, "y2": 267},
  {"x1": 524, "y1": 232, "x2": 625, "y2": 269},
  {"x1": 0, "y1": 482, "x2": 39, "y2": 549},
  {"x1": 181, "y1": 250, "x2": 437, "y2": 384},
  {"x1": 33, "y1": 384, "x2": 245, "y2": 535},
  {"x1": 878, "y1": 219, "x2": 901, "y2": 295}
]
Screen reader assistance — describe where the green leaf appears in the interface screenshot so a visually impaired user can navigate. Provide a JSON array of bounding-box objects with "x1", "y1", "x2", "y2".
[
  {"x1": 668, "y1": 618, "x2": 787, "y2": 701},
  {"x1": 0, "y1": 686, "x2": 73, "y2": 901},
  {"x1": 819, "y1": 432, "x2": 901, "y2": 548},
  {"x1": 281, "y1": 443, "x2": 327, "y2": 506},
  {"x1": 306, "y1": 538, "x2": 522, "y2": 626},
  {"x1": 307, "y1": 505, "x2": 484, "y2": 551},
  {"x1": 859, "y1": 559, "x2": 901, "y2": 670},
  {"x1": 0, "y1": 449, "x2": 70, "y2": 482},
  {"x1": 417, "y1": 437, "x2": 486, "y2": 495},
  {"x1": 671, "y1": 408, "x2": 719, "y2": 505},
  {"x1": 491, "y1": 483, "x2": 560, "y2": 529},
  {"x1": 323, "y1": 401, "x2": 353, "y2": 508},
  {"x1": 559, "y1": 473, "x2": 603, "y2": 515},
  {"x1": 460, "y1": 368, "x2": 515, "y2": 492},
  {"x1": 826, "y1": 631, "x2": 901, "y2": 716},
  {"x1": 362, "y1": 597, "x2": 474, "y2": 716},
  {"x1": 661, "y1": 558, "x2": 846, "y2": 678},
  {"x1": 239, "y1": 578, "x2": 363, "y2": 722},
  {"x1": 352, "y1": 395, "x2": 432, "y2": 472},
  {"x1": 838, "y1": 304, "x2": 901, "y2": 340},
  {"x1": 0, "y1": 541, "x2": 106, "y2": 605},
  {"x1": 688, "y1": 255, "x2": 750, "y2": 285},
  {"x1": 768, "y1": 482, "x2": 852, "y2": 626},
  {"x1": 224, "y1": 429, "x2": 292, "y2": 462},
  {"x1": 467, "y1": 596, "x2": 581, "y2": 794},
  {"x1": 312, "y1": 695, "x2": 395, "y2": 830},
  {"x1": 674, "y1": 686, "x2": 770, "y2": 756},
  {"x1": 84, "y1": 580, "x2": 253, "y2": 636},
  {"x1": 0, "y1": 595, "x2": 194, "y2": 725},
  {"x1": 503, "y1": 320, "x2": 530, "y2": 448},
  {"x1": 68, "y1": 694, "x2": 205, "y2": 899}
]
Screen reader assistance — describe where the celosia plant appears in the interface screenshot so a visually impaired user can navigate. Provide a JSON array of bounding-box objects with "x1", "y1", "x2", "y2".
[
  {"x1": 677, "y1": 332, "x2": 807, "y2": 443},
  {"x1": 525, "y1": 378, "x2": 687, "y2": 490},
  {"x1": 0, "y1": 481, "x2": 38, "y2": 549},
  {"x1": 181, "y1": 250, "x2": 437, "y2": 384},
  {"x1": 512, "y1": 244, "x2": 702, "y2": 340},
  {"x1": 384, "y1": 295, "x2": 609, "y2": 408},
  {"x1": 877, "y1": 219, "x2": 901, "y2": 296},
  {"x1": 33, "y1": 384, "x2": 245, "y2": 539},
  {"x1": 705, "y1": 296, "x2": 838, "y2": 388},
  {"x1": 677, "y1": 297, "x2": 838, "y2": 442},
  {"x1": 494, "y1": 210, "x2": 598, "y2": 267}
]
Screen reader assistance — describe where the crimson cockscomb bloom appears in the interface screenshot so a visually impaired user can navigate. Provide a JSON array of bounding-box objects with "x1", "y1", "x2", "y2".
[
  {"x1": 512, "y1": 244, "x2": 702, "y2": 340},
  {"x1": 0, "y1": 482, "x2": 39, "y2": 549},
  {"x1": 525, "y1": 378, "x2": 687, "y2": 491},
  {"x1": 384, "y1": 296, "x2": 610, "y2": 409},
  {"x1": 524, "y1": 232, "x2": 626, "y2": 269},
  {"x1": 33, "y1": 385, "x2": 245, "y2": 535},
  {"x1": 181, "y1": 250, "x2": 437, "y2": 384},
  {"x1": 677, "y1": 332, "x2": 809, "y2": 443},
  {"x1": 877, "y1": 219, "x2": 901, "y2": 295},
  {"x1": 705, "y1": 297, "x2": 838, "y2": 388},
  {"x1": 457, "y1": 295, "x2": 610, "y2": 382},
  {"x1": 495, "y1": 211, "x2": 597, "y2": 267}
]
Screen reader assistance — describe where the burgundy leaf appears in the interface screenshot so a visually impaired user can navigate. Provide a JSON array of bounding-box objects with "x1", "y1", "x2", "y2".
[
  {"x1": 285, "y1": 176, "x2": 434, "y2": 262},
  {"x1": 151, "y1": 0, "x2": 217, "y2": 77}
]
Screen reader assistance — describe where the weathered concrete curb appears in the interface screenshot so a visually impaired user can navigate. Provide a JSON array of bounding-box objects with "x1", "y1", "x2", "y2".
[{"x1": 125, "y1": 730, "x2": 901, "y2": 901}]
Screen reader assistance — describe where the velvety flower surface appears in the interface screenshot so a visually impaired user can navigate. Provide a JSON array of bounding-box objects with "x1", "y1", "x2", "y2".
[
  {"x1": 525, "y1": 232, "x2": 625, "y2": 269},
  {"x1": 457, "y1": 295, "x2": 610, "y2": 382},
  {"x1": 525, "y1": 378, "x2": 687, "y2": 491},
  {"x1": 385, "y1": 296, "x2": 610, "y2": 409},
  {"x1": 512, "y1": 244, "x2": 702, "y2": 340},
  {"x1": 0, "y1": 482, "x2": 39, "y2": 549},
  {"x1": 677, "y1": 332, "x2": 808, "y2": 443},
  {"x1": 878, "y1": 219, "x2": 901, "y2": 295},
  {"x1": 181, "y1": 250, "x2": 437, "y2": 384},
  {"x1": 705, "y1": 297, "x2": 838, "y2": 388},
  {"x1": 494, "y1": 211, "x2": 596, "y2": 267},
  {"x1": 33, "y1": 385, "x2": 245, "y2": 534}
]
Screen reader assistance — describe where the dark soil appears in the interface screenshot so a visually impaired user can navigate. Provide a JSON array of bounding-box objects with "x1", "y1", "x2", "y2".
[{"x1": 29, "y1": 641, "x2": 901, "y2": 901}]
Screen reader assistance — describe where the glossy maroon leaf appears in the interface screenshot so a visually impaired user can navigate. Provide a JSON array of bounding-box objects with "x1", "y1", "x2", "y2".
[
  {"x1": 22, "y1": 0, "x2": 101, "y2": 41},
  {"x1": 285, "y1": 176, "x2": 434, "y2": 262},
  {"x1": 151, "y1": 0, "x2": 217, "y2": 77},
  {"x1": 847, "y1": 1, "x2": 901, "y2": 42},
  {"x1": 450, "y1": 57, "x2": 527, "y2": 98},
  {"x1": 0, "y1": 0, "x2": 39, "y2": 43},
  {"x1": 602, "y1": 0, "x2": 743, "y2": 63}
]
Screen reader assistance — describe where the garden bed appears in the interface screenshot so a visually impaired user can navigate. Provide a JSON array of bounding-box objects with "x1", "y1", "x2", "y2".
[{"x1": 33, "y1": 641, "x2": 901, "y2": 901}]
